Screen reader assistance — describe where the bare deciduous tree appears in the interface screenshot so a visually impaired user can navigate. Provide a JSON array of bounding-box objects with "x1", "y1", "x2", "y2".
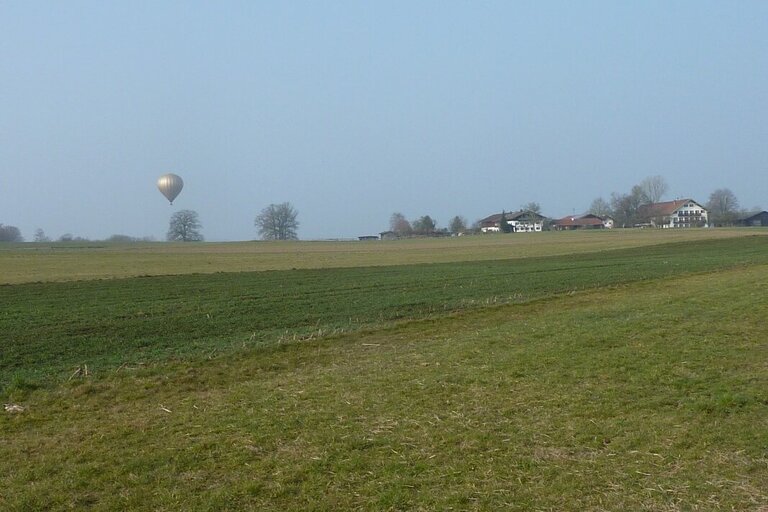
[
  {"x1": 639, "y1": 175, "x2": 668, "y2": 204},
  {"x1": 255, "y1": 202, "x2": 299, "y2": 240},
  {"x1": 588, "y1": 197, "x2": 611, "y2": 217},
  {"x1": 167, "y1": 209, "x2": 204, "y2": 241},
  {"x1": 412, "y1": 215, "x2": 437, "y2": 235},
  {"x1": 611, "y1": 186, "x2": 647, "y2": 227},
  {"x1": 0, "y1": 224, "x2": 23, "y2": 242},
  {"x1": 449, "y1": 215, "x2": 468, "y2": 234},
  {"x1": 389, "y1": 212, "x2": 412, "y2": 237},
  {"x1": 521, "y1": 202, "x2": 541, "y2": 214},
  {"x1": 33, "y1": 228, "x2": 50, "y2": 242},
  {"x1": 706, "y1": 188, "x2": 740, "y2": 226}
]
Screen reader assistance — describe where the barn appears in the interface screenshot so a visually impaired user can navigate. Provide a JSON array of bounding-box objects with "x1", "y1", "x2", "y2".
[{"x1": 739, "y1": 211, "x2": 768, "y2": 227}]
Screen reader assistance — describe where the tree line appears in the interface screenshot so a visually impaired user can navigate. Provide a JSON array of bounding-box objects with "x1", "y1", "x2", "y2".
[
  {"x1": 162, "y1": 202, "x2": 302, "y2": 242},
  {"x1": 0, "y1": 225, "x2": 160, "y2": 243},
  {"x1": 1, "y1": 182, "x2": 761, "y2": 243},
  {"x1": 157, "y1": 202, "x2": 301, "y2": 242},
  {"x1": 388, "y1": 212, "x2": 470, "y2": 237},
  {"x1": 389, "y1": 202, "x2": 543, "y2": 237},
  {"x1": 0, "y1": 202, "x2": 301, "y2": 243},
  {"x1": 588, "y1": 176, "x2": 756, "y2": 227},
  {"x1": 386, "y1": 177, "x2": 760, "y2": 237}
]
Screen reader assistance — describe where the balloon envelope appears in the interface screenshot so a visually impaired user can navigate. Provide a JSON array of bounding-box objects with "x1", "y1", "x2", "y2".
[{"x1": 157, "y1": 173, "x2": 183, "y2": 204}]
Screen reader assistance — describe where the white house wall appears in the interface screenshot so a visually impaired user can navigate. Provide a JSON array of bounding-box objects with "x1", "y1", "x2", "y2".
[
  {"x1": 509, "y1": 220, "x2": 543, "y2": 232},
  {"x1": 670, "y1": 202, "x2": 708, "y2": 228},
  {"x1": 481, "y1": 221, "x2": 543, "y2": 233}
]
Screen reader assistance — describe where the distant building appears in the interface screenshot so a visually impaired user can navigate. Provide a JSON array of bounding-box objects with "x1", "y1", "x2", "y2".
[
  {"x1": 738, "y1": 211, "x2": 768, "y2": 227},
  {"x1": 379, "y1": 231, "x2": 398, "y2": 241},
  {"x1": 358, "y1": 235, "x2": 380, "y2": 241},
  {"x1": 479, "y1": 210, "x2": 547, "y2": 233},
  {"x1": 637, "y1": 199, "x2": 709, "y2": 228},
  {"x1": 552, "y1": 214, "x2": 613, "y2": 230}
]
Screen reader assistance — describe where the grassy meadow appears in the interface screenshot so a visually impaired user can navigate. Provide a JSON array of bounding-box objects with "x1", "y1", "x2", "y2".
[
  {"x1": 2, "y1": 229, "x2": 768, "y2": 510},
  {"x1": 0, "y1": 227, "x2": 756, "y2": 284}
]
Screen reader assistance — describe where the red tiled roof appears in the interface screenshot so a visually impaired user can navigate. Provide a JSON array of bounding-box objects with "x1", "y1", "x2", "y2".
[
  {"x1": 638, "y1": 199, "x2": 703, "y2": 217},
  {"x1": 479, "y1": 210, "x2": 545, "y2": 225},
  {"x1": 553, "y1": 215, "x2": 605, "y2": 227},
  {"x1": 478, "y1": 213, "x2": 508, "y2": 225}
]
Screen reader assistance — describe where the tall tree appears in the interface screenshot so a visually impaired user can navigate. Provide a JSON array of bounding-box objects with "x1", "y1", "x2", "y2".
[
  {"x1": 0, "y1": 224, "x2": 23, "y2": 242},
  {"x1": 167, "y1": 209, "x2": 204, "y2": 241},
  {"x1": 389, "y1": 212, "x2": 412, "y2": 237},
  {"x1": 33, "y1": 228, "x2": 50, "y2": 242},
  {"x1": 639, "y1": 175, "x2": 668, "y2": 204},
  {"x1": 706, "y1": 188, "x2": 740, "y2": 226},
  {"x1": 610, "y1": 187, "x2": 646, "y2": 227},
  {"x1": 449, "y1": 215, "x2": 468, "y2": 234},
  {"x1": 588, "y1": 197, "x2": 611, "y2": 217},
  {"x1": 412, "y1": 215, "x2": 437, "y2": 234},
  {"x1": 498, "y1": 211, "x2": 513, "y2": 233},
  {"x1": 521, "y1": 202, "x2": 541, "y2": 214},
  {"x1": 255, "y1": 202, "x2": 299, "y2": 240}
]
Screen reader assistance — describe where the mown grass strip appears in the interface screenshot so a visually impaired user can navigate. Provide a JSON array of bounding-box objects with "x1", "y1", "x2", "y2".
[{"x1": 2, "y1": 236, "x2": 768, "y2": 390}]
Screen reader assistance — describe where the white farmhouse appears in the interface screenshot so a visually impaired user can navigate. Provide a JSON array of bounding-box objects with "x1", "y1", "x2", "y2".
[
  {"x1": 638, "y1": 199, "x2": 709, "y2": 228},
  {"x1": 479, "y1": 210, "x2": 547, "y2": 233}
]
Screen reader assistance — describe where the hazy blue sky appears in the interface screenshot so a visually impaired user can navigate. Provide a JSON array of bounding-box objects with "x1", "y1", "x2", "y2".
[{"x1": 2, "y1": 1, "x2": 767, "y2": 240}]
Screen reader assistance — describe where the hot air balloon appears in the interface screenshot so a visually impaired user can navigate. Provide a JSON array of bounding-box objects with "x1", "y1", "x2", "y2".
[{"x1": 157, "y1": 173, "x2": 184, "y2": 204}]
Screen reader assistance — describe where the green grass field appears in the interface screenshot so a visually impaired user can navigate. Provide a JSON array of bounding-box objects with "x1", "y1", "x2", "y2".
[{"x1": 2, "y1": 230, "x2": 767, "y2": 510}]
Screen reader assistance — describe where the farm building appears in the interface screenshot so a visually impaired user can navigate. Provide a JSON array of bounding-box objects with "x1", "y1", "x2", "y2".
[
  {"x1": 637, "y1": 199, "x2": 708, "y2": 228},
  {"x1": 738, "y1": 211, "x2": 768, "y2": 227},
  {"x1": 379, "y1": 231, "x2": 398, "y2": 240},
  {"x1": 479, "y1": 210, "x2": 547, "y2": 233},
  {"x1": 552, "y1": 214, "x2": 614, "y2": 230}
]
